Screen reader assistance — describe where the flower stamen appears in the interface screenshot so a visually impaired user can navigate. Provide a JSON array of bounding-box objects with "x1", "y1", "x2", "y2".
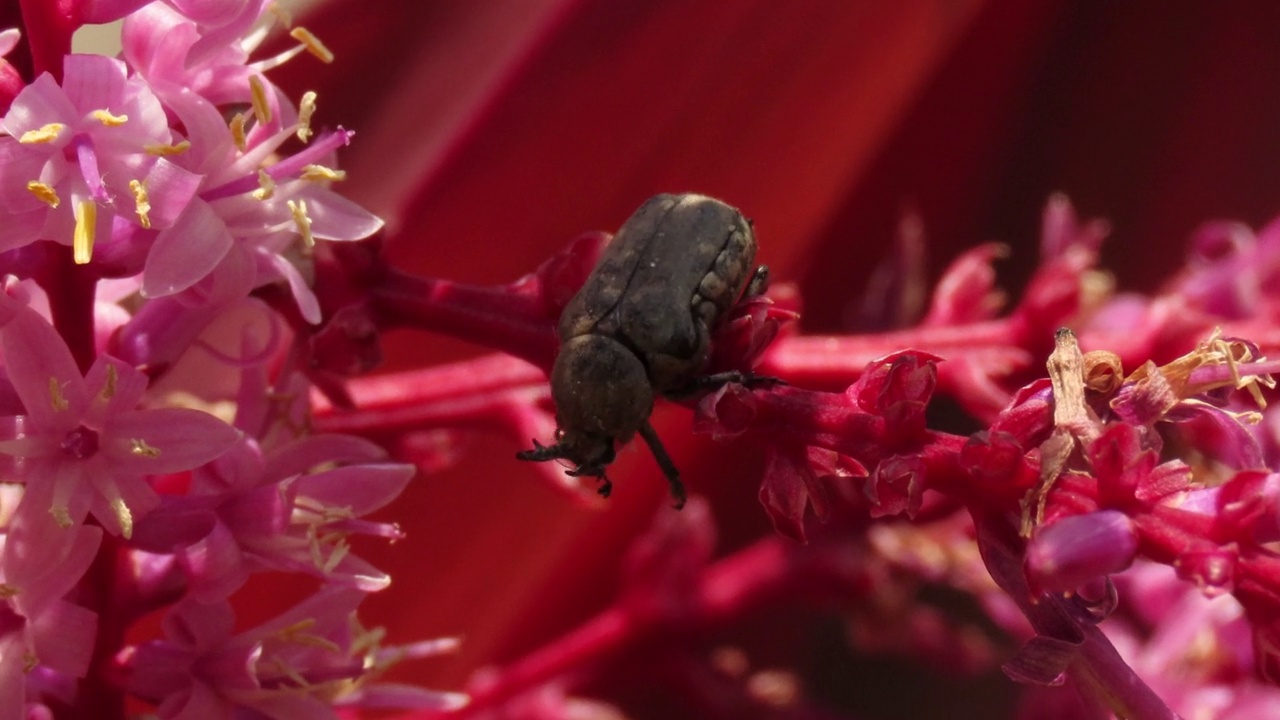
[
  {"x1": 230, "y1": 113, "x2": 248, "y2": 151},
  {"x1": 252, "y1": 169, "x2": 276, "y2": 200},
  {"x1": 130, "y1": 438, "x2": 161, "y2": 457},
  {"x1": 301, "y1": 164, "x2": 345, "y2": 182},
  {"x1": 19, "y1": 123, "x2": 64, "y2": 144},
  {"x1": 110, "y1": 497, "x2": 134, "y2": 539},
  {"x1": 90, "y1": 109, "x2": 128, "y2": 126},
  {"x1": 73, "y1": 200, "x2": 96, "y2": 264},
  {"x1": 50, "y1": 505, "x2": 72, "y2": 528},
  {"x1": 49, "y1": 378, "x2": 68, "y2": 411},
  {"x1": 129, "y1": 180, "x2": 152, "y2": 228},
  {"x1": 288, "y1": 199, "x2": 314, "y2": 247},
  {"x1": 290, "y1": 28, "x2": 334, "y2": 64},
  {"x1": 249, "y1": 75, "x2": 272, "y2": 125},
  {"x1": 26, "y1": 181, "x2": 59, "y2": 208},
  {"x1": 145, "y1": 140, "x2": 191, "y2": 156},
  {"x1": 297, "y1": 91, "x2": 317, "y2": 143},
  {"x1": 102, "y1": 364, "x2": 117, "y2": 400}
]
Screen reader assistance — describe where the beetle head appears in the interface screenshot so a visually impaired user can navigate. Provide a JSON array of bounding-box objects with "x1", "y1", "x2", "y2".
[
  {"x1": 516, "y1": 335, "x2": 653, "y2": 489},
  {"x1": 549, "y1": 334, "x2": 654, "y2": 442}
]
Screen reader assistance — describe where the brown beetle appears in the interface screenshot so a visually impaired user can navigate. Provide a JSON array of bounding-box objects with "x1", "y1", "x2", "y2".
[{"x1": 517, "y1": 193, "x2": 769, "y2": 508}]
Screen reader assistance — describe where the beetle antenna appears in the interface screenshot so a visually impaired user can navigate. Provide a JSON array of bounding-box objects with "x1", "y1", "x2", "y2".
[{"x1": 638, "y1": 421, "x2": 687, "y2": 509}]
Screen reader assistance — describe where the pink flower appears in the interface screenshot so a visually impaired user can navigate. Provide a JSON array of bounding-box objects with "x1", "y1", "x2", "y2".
[
  {"x1": 0, "y1": 53, "x2": 190, "y2": 263},
  {"x1": 125, "y1": 586, "x2": 464, "y2": 718},
  {"x1": 0, "y1": 517, "x2": 100, "y2": 718},
  {"x1": 131, "y1": 434, "x2": 411, "y2": 600},
  {"x1": 0, "y1": 303, "x2": 238, "y2": 537}
]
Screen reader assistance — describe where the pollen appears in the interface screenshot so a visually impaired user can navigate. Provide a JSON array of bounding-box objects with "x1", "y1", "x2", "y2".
[
  {"x1": 301, "y1": 164, "x2": 346, "y2": 182},
  {"x1": 0, "y1": 583, "x2": 17, "y2": 599},
  {"x1": 90, "y1": 109, "x2": 128, "y2": 126},
  {"x1": 26, "y1": 181, "x2": 59, "y2": 208},
  {"x1": 130, "y1": 438, "x2": 161, "y2": 457},
  {"x1": 290, "y1": 27, "x2": 334, "y2": 63},
  {"x1": 73, "y1": 200, "x2": 96, "y2": 265},
  {"x1": 111, "y1": 497, "x2": 134, "y2": 539},
  {"x1": 19, "y1": 123, "x2": 64, "y2": 144},
  {"x1": 129, "y1": 180, "x2": 152, "y2": 229},
  {"x1": 145, "y1": 140, "x2": 191, "y2": 156},
  {"x1": 50, "y1": 505, "x2": 72, "y2": 528},
  {"x1": 296, "y1": 91, "x2": 317, "y2": 143},
  {"x1": 252, "y1": 169, "x2": 276, "y2": 200},
  {"x1": 249, "y1": 75, "x2": 272, "y2": 125},
  {"x1": 229, "y1": 113, "x2": 248, "y2": 151},
  {"x1": 49, "y1": 378, "x2": 68, "y2": 411},
  {"x1": 288, "y1": 199, "x2": 314, "y2": 248},
  {"x1": 102, "y1": 364, "x2": 118, "y2": 400}
]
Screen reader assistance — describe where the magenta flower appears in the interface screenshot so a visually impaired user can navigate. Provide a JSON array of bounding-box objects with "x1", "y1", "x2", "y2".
[
  {"x1": 0, "y1": 53, "x2": 186, "y2": 262},
  {"x1": 131, "y1": 433, "x2": 412, "y2": 600},
  {"x1": 0, "y1": 301, "x2": 237, "y2": 537},
  {"x1": 126, "y1": 587, "x2": 465, "y2": 718},
  {"x1": 0, "y1": 521, "x2": 100, "y2": 718}
]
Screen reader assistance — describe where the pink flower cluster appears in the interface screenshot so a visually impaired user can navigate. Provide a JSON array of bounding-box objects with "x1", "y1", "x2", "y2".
[{"x1": 0, "y1": 2, "x2": 459, "y2": 717}]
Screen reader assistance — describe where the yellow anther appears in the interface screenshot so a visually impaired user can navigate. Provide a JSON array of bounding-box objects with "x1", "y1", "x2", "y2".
[
  {"x1": 111, "y1": 497, "x2": 133, "y2": 539},
  {"x1": 287, "y1": 199, "x2": 314, "y2": 248},
  {"x1": 300, "y1": 164, "x2": 345, "y2": 182},
  {"x1": 19, "y1": 123, "x2": 64, "y2": 144},
  {"x1": 130, "y1": 438, "x2": 161, "y2": 458},
  {"x1": 50, "y1": 505, "x2": 72, "y2": 528},
  {"x1": 269, "y1": 1, "x2": 293, "y2": 27},
  {"x1": 0, "y1": 583, "x2": 18, "y2": 599},
  {"x1": 73, "y1": 200, "x2": 96, "y2": 264},
  {"x1": 90, "y1": 109, "x2": 128, "y2": 126},
  {"x1": 26, "y1": 181, "x2": 59, "y2": 208},
  {"x1": 296, "y1": 91, "x2": 316, "y2": 143},
  {"x1": 249, "y1": 75, "x2": 272, "y2": 125},
  {"x1": 129, "y1": 180, "x2": 152, "y2": 229},
  {"x1": 229, "y1": 113, "x2": 248, "y2": 152},
  {"x1": 252, "y1": 169, "x2": 276, "y2": 200},
  {"x1": 22, "y1": 653, "x2": 37, "y2": 673},
  {"x1": 290, "y1": 27, "x2": 334, "y2": 63},
  {"x1": 49, "y1": 378, "x2": 68, "y2": 411},
  {"x1": 102, "y1": 364, "x2": 118, "y2": 400},
  {"x1": 145, "y1": 140, "x2": 191, "y2": 156}
]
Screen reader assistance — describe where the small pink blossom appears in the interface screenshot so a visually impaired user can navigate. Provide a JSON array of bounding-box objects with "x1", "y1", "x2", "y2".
[{"x1": 0, "y1": 304, "x2": 238, "y2": 536}]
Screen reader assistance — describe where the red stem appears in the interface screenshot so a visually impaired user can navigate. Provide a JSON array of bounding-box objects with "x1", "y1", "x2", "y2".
[
  {"x1": 38, "y1": 245, "x2": 97, "y2": 372},
  {"x1": 68, "y1": 533, "x2": 126, "y2": 719},
  {"x1": 313, "y1": 353, "x2": 547, "y2": 434},
  {"x1": 374, "y1": 270, "x2": 558, "y2": 370},
  {"x1": 19, "y1": 0, "x2": 76, "y2": 79}
]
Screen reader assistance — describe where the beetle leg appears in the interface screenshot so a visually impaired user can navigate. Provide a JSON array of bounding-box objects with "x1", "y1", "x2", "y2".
[
  {"x1": 665, "y1": 371, "x2": 786, "y2": 399},
  {"x1": 515, "y1": 439, "x2": 567, "y2": 462},
  {"x1": 638, "y1": 421, "x2": 687, "y2": 509},
  {"x1": 744, "y1": 264, "x2": 770, "y2": 297}
]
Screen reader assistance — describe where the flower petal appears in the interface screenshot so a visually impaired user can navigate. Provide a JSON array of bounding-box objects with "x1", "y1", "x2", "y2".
[
  {"x1": 142, "y1": 199, "x2": 234, "y2": 297},
  {"x1": 103, "y1": 408, "x2": 239, "y2": 474},
  {"x1": 0, "y1": 307, "x2": 90, "y2": 427}
]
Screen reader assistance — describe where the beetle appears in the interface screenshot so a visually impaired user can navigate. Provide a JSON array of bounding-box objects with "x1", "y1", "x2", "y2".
[{"x1": 517, "y1": 193, "x2": 770, "y2": 508}]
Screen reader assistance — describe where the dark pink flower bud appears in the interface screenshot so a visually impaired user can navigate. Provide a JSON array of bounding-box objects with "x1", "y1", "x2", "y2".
[
  {"x1": 1025, "y1": 510, "x2": 1137, "y2": 593},
  {"x1": 864, "y1": 454, "x2": 926, "y2": 520}
]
